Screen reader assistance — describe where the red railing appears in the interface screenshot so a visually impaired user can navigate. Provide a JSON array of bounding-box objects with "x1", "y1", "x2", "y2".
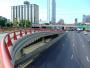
[{"x1": 0, "y1": 28, "x2": 62, "y2": 68}]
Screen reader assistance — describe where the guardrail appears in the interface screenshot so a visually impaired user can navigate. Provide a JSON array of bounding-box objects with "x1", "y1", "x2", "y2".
[
  {"x1": 11, "y1": 32, "x2": 58, "y2": 66},
  {"x1": 0, "y1": 28, "x2": 63, "y2": 68}
]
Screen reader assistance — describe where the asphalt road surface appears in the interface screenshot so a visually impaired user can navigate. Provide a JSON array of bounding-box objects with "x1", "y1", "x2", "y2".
[{"x1": 26, "y1": 31, "x2": 90, "y2": 68}]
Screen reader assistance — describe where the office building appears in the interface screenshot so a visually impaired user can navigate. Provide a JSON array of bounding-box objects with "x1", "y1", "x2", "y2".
[
  {"x1": 75, "y1": 18, "x2": 78, "y2": 24},
  {"x1": 83, "y1": 15, "x2": 90, "y2": 23},
  {"x1": 31, "y1": 4, "x2": 39, "y2": 24},
  {"x1": 47, "y1": 0, "x2": 50, "y2": 23},
  {"x1": 11, "y1": 1, "x2": 39, "y2": 24},
  {"x1": 51, "y1": 0, "x2": 56, "y2": 23},
  {"x1": 47, "y1": 0, "x2": 56, "y2": 23}
]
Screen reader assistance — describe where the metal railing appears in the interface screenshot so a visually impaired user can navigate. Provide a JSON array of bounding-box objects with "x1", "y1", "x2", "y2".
[{"x1": 0, "y1": 28, "x2": 63, "y2": 68}]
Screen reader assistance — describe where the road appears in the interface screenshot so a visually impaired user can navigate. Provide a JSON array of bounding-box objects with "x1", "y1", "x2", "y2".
[{"x1": 26, "y1": 31, "x2": 90, "y2": 68}]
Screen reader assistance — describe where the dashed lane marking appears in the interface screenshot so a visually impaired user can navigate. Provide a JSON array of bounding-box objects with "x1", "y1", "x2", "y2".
[
  {"x1": 86, "y1": 56, "x2": 90, "y2": 62},
  {"x1": 82, "y1": 45, "x2": 85, "y2": 48},
  {"x1": 71, "y1": 54, "x2": 74, "y2": 60},
  {"x1": 73, "y1": 43, "x2": 75, "y2": 47}
]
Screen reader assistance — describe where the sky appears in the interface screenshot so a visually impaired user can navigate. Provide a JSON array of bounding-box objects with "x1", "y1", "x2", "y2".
[{"x1": 0, "y1": 0, "x2": 90, "y2": 24}]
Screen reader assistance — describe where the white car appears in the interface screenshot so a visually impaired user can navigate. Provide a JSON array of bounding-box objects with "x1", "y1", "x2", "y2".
[{"x1": 77, "y1": 28, "x2": 81, "y2": 31}]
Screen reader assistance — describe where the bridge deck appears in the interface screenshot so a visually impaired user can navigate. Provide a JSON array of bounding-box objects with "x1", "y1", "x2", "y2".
[{"x1": 18, "y1": 39, "x2": 51, "y2": 68}]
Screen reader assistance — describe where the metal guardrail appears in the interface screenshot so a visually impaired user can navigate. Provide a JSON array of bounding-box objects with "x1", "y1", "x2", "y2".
[
  {"x1": 10, "y1": 32, "x2": 57, "y2": 65},
  {"x1": 0, "y1": 28, "x2": 63, "y2": 68},
  {"x1": 15, "y1": 33, "x2": 64, "y2": 67}
]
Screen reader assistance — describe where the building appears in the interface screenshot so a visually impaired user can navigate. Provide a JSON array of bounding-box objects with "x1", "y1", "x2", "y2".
[
  {"x1": 47, "y1": 0, "x2": 50, "y2": 23},
  {"x1": 31, "y1": 4, "x2": 39, "y2": 24},
  {"x1": 11, "y1": 1, "x2": 39, "y2": 24},
  {"x1": 83, "y1": 15, "x2": 90, "y2": 23},
  {"x1": 75, "y1": 18, "x2": 78, "y2": 24},
  {"x1": 51, "y1": 0, "x2": 56, "y2": 23},
  {"x1": 57, "y1": 19, "x2": 64, "y2": 25},
  {"x1": 47, "y1": 0, "x2": 56, "y2": 24}
]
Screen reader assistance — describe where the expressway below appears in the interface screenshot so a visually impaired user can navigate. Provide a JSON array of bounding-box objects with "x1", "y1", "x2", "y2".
[{"x1": 26, "y1": 31, "x2": 90, "y2": 68}]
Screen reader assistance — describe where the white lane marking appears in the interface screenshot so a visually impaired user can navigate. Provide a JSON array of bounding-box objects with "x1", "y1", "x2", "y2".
[
  {"x1": 73, "y1": 43, "x2": 75, "y2": 47},
  {"x1": 82, "y1": 45, "x2": 85, "y2": 48},
  {"x1": 62, "y1": 44, "x2": 64, "y2": 46},
  {"x1": 86, "y1": 56, "x2": 90, "y2": 62},
  {"x1": 71, "y1": 54, "x2": 74, "y2": 60}
]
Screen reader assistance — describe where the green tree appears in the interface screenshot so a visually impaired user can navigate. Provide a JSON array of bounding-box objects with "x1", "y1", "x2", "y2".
[
  {"x1": 83, "y1": 28, "x2": 85, "y2": 31},
  {"x1": 19, "y1": 20, "x2": 31, "y2": 28},
  {"x1": 0, "y1": 16, "x2": 7, "y2": 28},
  {"x1": 62, "y1": 27, "x2": 64, "y2": 30},
  {"x1": 6, "y1": 22, "x2": 13, "y2": 27},
  {"x1": 13, "y1": 18, "x2": 20, "y2": 27}
]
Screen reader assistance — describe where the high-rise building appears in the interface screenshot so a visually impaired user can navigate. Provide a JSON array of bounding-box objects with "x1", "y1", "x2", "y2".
[
  {"x1": 47, "y1": 0, "x2": 56, "y2": 23},
  {"x1": 75, "y1": 18, "x2": 78, "y2": 24},
  {"x1": 83, "y1": 15, "x2": 90, "y2": 23},
  {"x1": 51, "y1": 0, "x2": 56, "y2": 23},
  {"x1": 31, "y1": 4, "x2": 39, "y2": 24},
  {"x1": 47, "y1": 0, "x2": 50, "y2": 23},
  {"x1": 11, "y1": 1, "x2": 39, "y2": 24}
]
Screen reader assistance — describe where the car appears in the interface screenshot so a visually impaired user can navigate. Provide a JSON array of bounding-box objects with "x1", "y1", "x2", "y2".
[{"x1": 77, "y1": 28, "x2": 81, "y2": 31}]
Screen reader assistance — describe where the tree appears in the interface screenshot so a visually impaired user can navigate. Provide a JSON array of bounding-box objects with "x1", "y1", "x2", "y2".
[
  {"x1": 62, "y1": 27, "x2": 64, "y2": 30},
  {"x1": 19, "y1": 20, "x2": 31, "y2": 28},
  {"x1": 0, "y1": 16, "x2": 7, "y2": 28},
  {"x1": 13, "y1": 19, "x2": 20, "y2": 27},
  {"x1": 6, "y1": 22, "x2": 13, "y2": 27},
  {"x1": 58, "y1": 19, "x2": 64, "y2": 25},
  {"x1": 83, "y1": 28, "x2": 85, "y2": 31}
]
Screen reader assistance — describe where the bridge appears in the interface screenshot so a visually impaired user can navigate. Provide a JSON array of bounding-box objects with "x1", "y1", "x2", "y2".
[
  {"x1": 1, "y1": 28, "x2": 90, "y2": 68},
  {"x1": 0, "y1": 28, "x2": 63, "y2": 68},
  {"x1": 32, "y1": 24, "x2": 90, "y2": 30}
]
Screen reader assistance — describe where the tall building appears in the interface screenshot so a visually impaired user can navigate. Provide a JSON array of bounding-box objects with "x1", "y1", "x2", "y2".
[
  {"x1": 83, "y1": 15, "x2": 90, "y2": 23},
  {"x1": 47, "y1": 0, "x2": 50, "y2": 23},
  {"x1": 47, "y1": 0, "x2": 56, "y2": 23},
  {"x1": 75, "y1": 18, "x2": 78, "y2": 24},
  {"x1": 51, "y1": 0, "x2": 56, "y2": 23},
  {"x1": 31, "y1": 4, "x2": 39, "y2": 24},
  {"x1": 11, "y1": 1, "x2": 39, "y2": 24}
]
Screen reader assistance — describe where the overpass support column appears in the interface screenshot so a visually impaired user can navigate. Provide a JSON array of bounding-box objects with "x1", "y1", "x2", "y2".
[{"x1": 42, "y1": 37, "x2": 46, "y2": 43}]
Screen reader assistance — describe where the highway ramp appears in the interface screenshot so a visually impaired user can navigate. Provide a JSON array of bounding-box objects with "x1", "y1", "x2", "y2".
[{"x1": 26, "y1": 31, "x2": 90, "y2": 68}]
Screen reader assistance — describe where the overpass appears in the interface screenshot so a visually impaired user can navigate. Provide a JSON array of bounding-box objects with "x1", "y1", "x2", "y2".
[
  {"x1": 1, "y1": 28, "x2": 90, "y2": 68},
  {"x1": 0, "y1": 28, "x2": 63, "y2": 68},
  {"x1": 32, "y1": 24, "x2": 90, "y2": 29}
]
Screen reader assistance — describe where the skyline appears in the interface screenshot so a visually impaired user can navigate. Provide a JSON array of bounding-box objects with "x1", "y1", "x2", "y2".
[{"x1": 0, "y1": 0, "x2": 90, "y2": 24}]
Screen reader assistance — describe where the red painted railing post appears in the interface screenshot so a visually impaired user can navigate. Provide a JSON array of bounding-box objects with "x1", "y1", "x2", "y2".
[
  {"x1": 20, "y1": 30, "x2": 22, "y2": 37},
  {"x1": 29, "y1": 29, "x2": 32, "y2": 34},
  {"x1": 7, "y1": 35, "x2": 12, "y2": 47},
  {"x1": 14, "y1": 32, "x2": 17, "y2": 40},
  {"x1": 5, "y1": 45, "x2": 11, "y2": 60}
]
